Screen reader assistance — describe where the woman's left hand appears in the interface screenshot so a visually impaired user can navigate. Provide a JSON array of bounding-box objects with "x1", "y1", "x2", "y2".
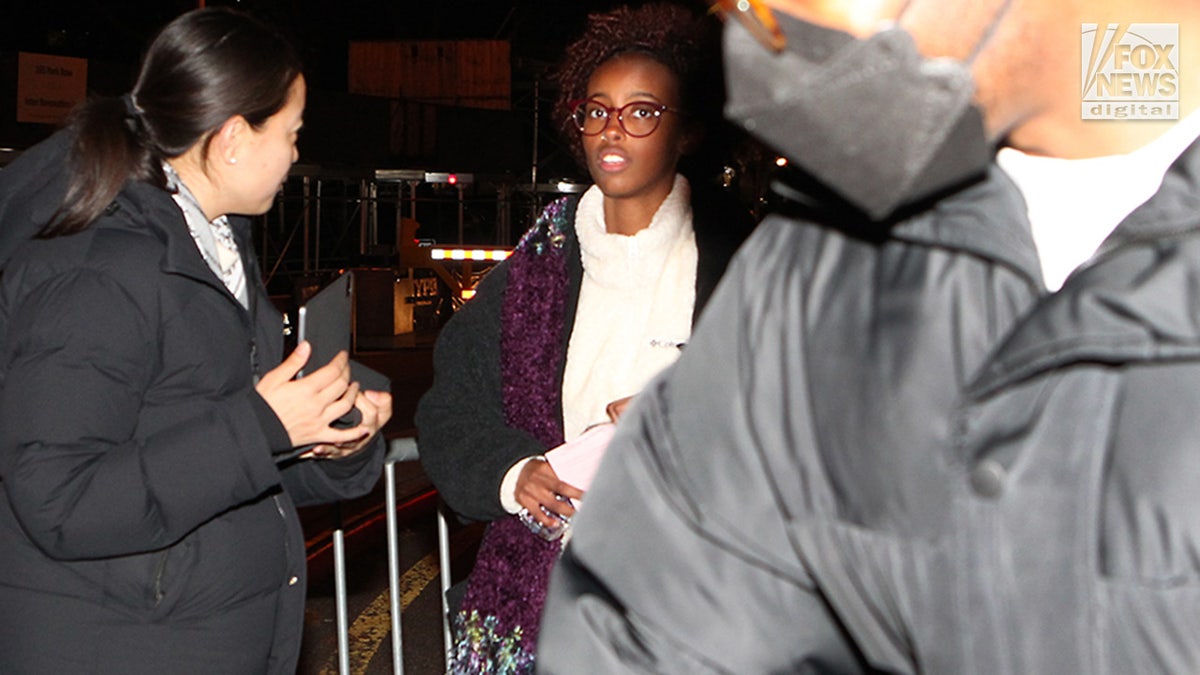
[{"x1": 300, "y1": 389, "x2": 393, "y2": 460}]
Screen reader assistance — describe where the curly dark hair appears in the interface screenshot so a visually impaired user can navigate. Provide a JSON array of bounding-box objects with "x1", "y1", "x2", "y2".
[{"x1": 551, "y1": 2, "x2": 724, "y2": 176}]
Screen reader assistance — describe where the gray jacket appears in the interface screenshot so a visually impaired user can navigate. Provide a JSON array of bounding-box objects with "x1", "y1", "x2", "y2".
[{"x1": 538, "y1": 142, "x2": 1200, "y2": 673}]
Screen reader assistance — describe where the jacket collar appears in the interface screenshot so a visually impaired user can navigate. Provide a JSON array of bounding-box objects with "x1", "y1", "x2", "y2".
[
  {"x1": 890, "y1": 166, "x2": 1043, "y2": 288},
  {"x1": 112, "y1": 181, "x2": 246, "y2": 303},
  {"x1": 1096, "y1": 134, "x2": 1200, "y2": 257},
  {"x1": 770, "y1": 164, "x2": 1045, "y2": 291},
  {"x1": 969, "y1": 137, "x2": 1200, "y2": 399}
]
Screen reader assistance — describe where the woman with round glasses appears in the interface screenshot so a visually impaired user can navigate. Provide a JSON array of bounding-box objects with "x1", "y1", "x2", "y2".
[{"x1": 416, "y1": 2, "x2": 756, "y2": 672}]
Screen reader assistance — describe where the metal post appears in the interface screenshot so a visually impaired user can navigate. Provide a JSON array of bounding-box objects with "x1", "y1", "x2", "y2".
[
  {"x1": 400, "y1": 182, "x2": 411, "y2": 256},
  {"x1": 496, "y1": 183, "x2": 510, "y2": 245},
  {"x1": 438, "y1": 504, "x2": 452, "y2": 669},
  {"x1": 385, "y1": 462, "x2": 405, "y2": 674},
  {"x1": 333, "y1": 502, "x2": 350, "y2": 675},
  {"x1": 359, "y1": 179, "x2": 370, "y2": 258},
  {"x1": 407, "y1": 180, "x2": 420, "y2": 220},
  {"x1": 457, "y1": 184, "x2": 465, "y2": 245},
  {"x1": 267, "y1": 192, "x2": 281, "y2": 275},
  {"x1": 315, "y1": 179, "x2": 323, "y2": 272},
  {"x1": 530, "y1": 78, "x2": 539, "y2": 188},
  {"x1": 302, "y1": 175, "x2": 312, "y2": 274},
  {"x1": 384, "y1": 437, "x2": 419, "y2": 674},
  {"x1": 369, "y1": 181, "x2": 380, "y2": 254}
]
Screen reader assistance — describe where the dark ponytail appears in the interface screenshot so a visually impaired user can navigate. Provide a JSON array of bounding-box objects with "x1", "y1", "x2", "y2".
[
  {"x1": 43, "y1": 95, "x2": 162, "y2": 237},
  {"x1": 45, "y1": 7, "x2": 302, "y2": 236}
]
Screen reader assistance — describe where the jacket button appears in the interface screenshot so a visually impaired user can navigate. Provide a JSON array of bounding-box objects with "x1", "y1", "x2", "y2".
[
  {"x1": 970, "y1": 460, "x2": 1005, "y2": 499},
  {"x1": 288, "y1": 576, "x2": 299, "y2": 586}
]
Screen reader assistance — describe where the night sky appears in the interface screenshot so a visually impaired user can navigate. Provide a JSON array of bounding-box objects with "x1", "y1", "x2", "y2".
[
  {"x1": 1, "y1": 0, "x2": 656, "y2": 92},
  {"x1": 2, "y1": 0, "x2": 691, "y2": 171},
  {"x1": 1, "y1": 0, "x2": 754, "y2": 189}
]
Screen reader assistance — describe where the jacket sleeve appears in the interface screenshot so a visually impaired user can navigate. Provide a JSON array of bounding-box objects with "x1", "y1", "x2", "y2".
[
  {"x1": 538, "y1": 220, "x2": 864, "y2": 673},
  {"x1": 415, "y1": 262, "x2": 548, "y2": 522},
  {"x1": 0, "y1": 268, "x2": 284, "y2": 560},
  {"x1": 278, "y1": 432, "x2": 386, "y2": 507}
]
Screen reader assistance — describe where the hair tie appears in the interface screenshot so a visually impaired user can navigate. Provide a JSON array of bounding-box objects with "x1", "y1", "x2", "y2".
[{"x1": 122, "y1": 92, "x2": 144, "y2": 133}]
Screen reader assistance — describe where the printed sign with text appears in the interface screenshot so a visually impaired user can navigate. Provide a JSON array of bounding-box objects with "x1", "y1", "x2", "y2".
[{"x1": 17, "y1": 52, "x2": 88, "y2": 125}]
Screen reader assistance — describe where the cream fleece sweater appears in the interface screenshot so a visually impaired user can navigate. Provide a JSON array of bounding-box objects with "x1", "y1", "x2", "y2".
[
  {"x1": 561, "y1": 174, "x2": 697, "y2": 441},
  {"x1": 499, "y1": 174, "x2": 699, "y2": 510}
]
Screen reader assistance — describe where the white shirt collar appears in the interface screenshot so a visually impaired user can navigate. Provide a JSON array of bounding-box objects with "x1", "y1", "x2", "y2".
[{"x1": 997, "y1": 110, "x2": 1200, "y2": 291}]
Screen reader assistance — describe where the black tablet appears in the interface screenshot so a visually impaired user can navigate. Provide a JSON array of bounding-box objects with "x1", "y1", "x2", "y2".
[
  {"x1": 297, "y1": 271, "x2": 353, "y2": 377},
  {"x1": 295, "y1": 270, "x2": 390, "y2": 391}
]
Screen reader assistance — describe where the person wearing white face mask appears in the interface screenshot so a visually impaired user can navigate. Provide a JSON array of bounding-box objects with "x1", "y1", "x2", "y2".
[{"x1": 540, "y1": 0, "x2": 1200, "y2": 672}]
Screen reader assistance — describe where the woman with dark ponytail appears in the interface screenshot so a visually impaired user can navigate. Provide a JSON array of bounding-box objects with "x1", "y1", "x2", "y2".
[{"x1": 0, "y1": 8, "x2": 391, "y2": 673}]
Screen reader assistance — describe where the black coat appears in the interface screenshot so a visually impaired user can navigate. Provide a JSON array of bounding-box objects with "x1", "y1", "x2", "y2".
[
  {"x1": 0, "y1": 133, "x2": 384, "y2": 674},
  {"x1": 417, "y1": 186, "x2": 754, "y2": 523}
]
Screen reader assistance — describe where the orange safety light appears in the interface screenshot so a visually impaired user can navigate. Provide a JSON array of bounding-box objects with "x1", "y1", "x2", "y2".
[{"x1": 430, "y1": 248, "x2": 512, "y2": 262}]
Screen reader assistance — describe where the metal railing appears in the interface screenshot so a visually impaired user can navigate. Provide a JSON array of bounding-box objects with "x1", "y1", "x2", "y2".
[
  {"x1": 322, "y1": 436, "x2": 450, "y2": 675},
  {"x1": 255, "y1": 164, "x2": 586, "y2": 296}
]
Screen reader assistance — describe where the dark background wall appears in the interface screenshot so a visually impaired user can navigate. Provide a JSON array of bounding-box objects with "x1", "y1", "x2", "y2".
[{"x1": 0, "y1": 0, "x2": 652, "y2": 178}]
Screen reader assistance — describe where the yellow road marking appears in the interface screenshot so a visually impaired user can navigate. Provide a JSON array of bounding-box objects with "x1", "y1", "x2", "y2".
[{"x1": 319, "y1": 527, "x2": 476, "y2": 674}]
